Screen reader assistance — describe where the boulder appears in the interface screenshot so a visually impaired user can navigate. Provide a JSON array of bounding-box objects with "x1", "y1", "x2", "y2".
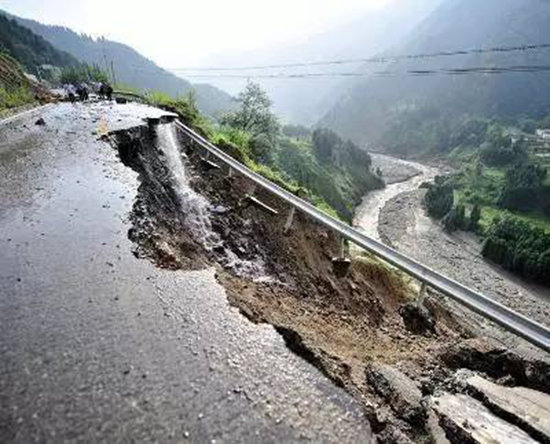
[
  {"x1": 366, "y1": 364, "x2": 425, "y2": 425},
  {"x1": 431, "y1": 393, "x2": 537, "y2": 444},
  {"x1": 399, "y1": 302, "x2": 436, "y2": 335},
  {"x1": 466, "y1": 375, "x2": 550, "y2": 443}
]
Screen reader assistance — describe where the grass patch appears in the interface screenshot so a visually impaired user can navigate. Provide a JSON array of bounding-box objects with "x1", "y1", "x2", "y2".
[{"x1": 0, "y1": 85, "x2": 34, "y2": 111}]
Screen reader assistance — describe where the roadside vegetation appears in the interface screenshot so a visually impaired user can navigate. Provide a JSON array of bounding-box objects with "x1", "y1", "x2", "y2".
[
  {"x1": 145, "y1": 82, "x2": 383, "y2": 221},
  {"x1": 0, "y1": 52, "x2": 35, "y2": 111}
]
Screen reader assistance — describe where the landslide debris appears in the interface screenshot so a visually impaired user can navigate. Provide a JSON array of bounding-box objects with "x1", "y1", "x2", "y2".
[{"x1": 110, "y1": 121, "x2": 550, "y2": 443}]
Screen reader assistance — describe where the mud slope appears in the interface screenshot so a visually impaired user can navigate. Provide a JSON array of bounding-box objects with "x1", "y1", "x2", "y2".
[{"x1": 110, "y1": 121, "x2": 550, "y2": 443}]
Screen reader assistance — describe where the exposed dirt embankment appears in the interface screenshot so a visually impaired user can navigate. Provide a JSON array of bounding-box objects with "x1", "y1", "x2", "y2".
[{"x1": 110, "y1": 122, "x2": 550, "y2": 443}]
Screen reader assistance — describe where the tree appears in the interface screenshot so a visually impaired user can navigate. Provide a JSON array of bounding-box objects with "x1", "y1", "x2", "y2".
[
  {"x1": 479, "y1": 127, "x2": 528, "y2": 167},
  {"x1": 283, "y1": 124, "x2": 311, "y2": 139},
  {"x1": 442, "y1": 205, "x2": 466, "y2": 232},
  {"x1": 497, "y1": 163, "x2": 548, "y2": 212},
  {"x1": 222, "y1": 82, "x2": 278, "y2": 137},
  {"x1": 60, "y1": 64, "x2": 108, "y2": 84},
  {"x1": 424, "y1": 177, "x2": 454, "y2": 219},
  {"x1": 221, "y1": 82, "x2": 279, "y2": 163},
  {"x1": 468, "y1": 204, "x2": 482, "y2": 231},
  {"x1": 481, "y1": 216, "x2": 550, "y2": 284},
  {"x1": 312, "y1": 128, "x2": 340, "y2": 163}
]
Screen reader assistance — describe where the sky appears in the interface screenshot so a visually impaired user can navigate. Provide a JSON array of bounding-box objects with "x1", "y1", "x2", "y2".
[{"x1": 0, "y1": 0, "x2": 393, "y2": 67}]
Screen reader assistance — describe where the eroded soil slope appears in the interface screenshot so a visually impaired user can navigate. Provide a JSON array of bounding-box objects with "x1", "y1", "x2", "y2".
[{"x1": 110, "y1": 121, "x2": 550, "y2": 443}]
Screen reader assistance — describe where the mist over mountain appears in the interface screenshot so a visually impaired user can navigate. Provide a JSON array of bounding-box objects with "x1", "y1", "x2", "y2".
[
  {"x1": 319, "y1": 0, "x2": 550, "y2": 153},
  {"x1": 3, "y1": 11, "x2": 236, "y2": 116},
  {"x1": 194, "y1": 0, "x2": 443, "y2": 125}
]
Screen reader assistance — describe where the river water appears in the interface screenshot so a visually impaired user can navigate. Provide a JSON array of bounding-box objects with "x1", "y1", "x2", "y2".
[{"x1": 353, "y1": 153, "x2": 440, "y2": 240}]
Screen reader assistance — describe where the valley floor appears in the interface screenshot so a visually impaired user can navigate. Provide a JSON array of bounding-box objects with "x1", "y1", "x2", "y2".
[{"x1": 360, "y1": 153, "x2": 550, "y2": 356}]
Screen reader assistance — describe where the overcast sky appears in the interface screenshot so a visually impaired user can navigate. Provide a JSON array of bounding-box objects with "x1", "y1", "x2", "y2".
[{"x1": 0, "y1": 0, "x2": 393, "y2": 67}]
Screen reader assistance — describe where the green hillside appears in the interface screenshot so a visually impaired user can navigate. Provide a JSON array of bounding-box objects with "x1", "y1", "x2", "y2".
[
  {"x1": 0, "y1": 13, "x2": 78, "y2": 75},
  {"x1": 4, "y1": 11, "x2": 235, "y2": 116}
]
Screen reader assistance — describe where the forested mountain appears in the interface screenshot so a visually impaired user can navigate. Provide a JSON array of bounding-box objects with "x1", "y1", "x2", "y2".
[
  {"x1": 200, "y1": 0, "x2": 443, "y2": 125},
  {"x1": 0, "y1": 14, "x2": 78, "y2": 74},
  {"x1": 320, "y1": 0, "x2": 550, "y2": 155},
  {"x1": 2, "y1": 11, "x2": 235, "y2": 116}
]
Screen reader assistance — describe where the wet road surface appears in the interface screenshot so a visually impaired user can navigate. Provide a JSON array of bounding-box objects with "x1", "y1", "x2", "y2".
[{"x1": 0, "y1": 103, "x2": 372, "y2": 442}]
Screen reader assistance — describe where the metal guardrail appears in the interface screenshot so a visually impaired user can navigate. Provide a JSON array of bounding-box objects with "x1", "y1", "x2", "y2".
[{"x1": 172, "y1": 120, "x2": 550, "y2": 353}]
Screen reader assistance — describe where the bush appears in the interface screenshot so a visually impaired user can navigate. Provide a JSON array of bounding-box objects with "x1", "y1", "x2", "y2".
[
  {"x1": 442, "y1": 205, "x2": 466, "y2": 232},
  {"x1": 482, "y1": 216, "x2": 550, "y2": 283},
  {"x1": 424, "y1": 177, "x2": 454, "y2": 219},
  {"x1": 0, "y1": 85, "x2": 33, "y2": 110},
  {"x1": 468, "y1": 204, "x2": 481, "y2": 231}
]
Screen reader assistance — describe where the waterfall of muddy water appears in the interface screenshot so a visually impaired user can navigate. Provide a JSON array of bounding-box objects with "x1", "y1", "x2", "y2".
[
  {"x1": 353, "y1": 154, "x2": 440, "y2": 242},
  {"x1": 156, "y1": 123, "x2": 268, "y2": 279}
]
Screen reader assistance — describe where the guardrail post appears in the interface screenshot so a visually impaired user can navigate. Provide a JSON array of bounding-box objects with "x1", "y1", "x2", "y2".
[
  {"x1": 284, "y1": 207, "x2": 296, "y2": 234},
  {"x1": 340, "y1": 237, "x2": 347, "y2": 259},
  {"x1": 417, "y1": 282, "x2": 427, "y2": 308},
  {"x1": 228, "y1": 166, "x2": 234, "y2": 178},
  {"x1": 332, "y1": 236, "x2": 351, "y2": 278}
]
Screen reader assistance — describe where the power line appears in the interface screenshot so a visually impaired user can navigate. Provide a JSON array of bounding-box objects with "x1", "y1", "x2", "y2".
[
  {"x1": 168, "y1": 43, "x2": 550, "y2": 72},
  {"x1": 171, "y1": 65, "x2": 550, "y2": 80}
]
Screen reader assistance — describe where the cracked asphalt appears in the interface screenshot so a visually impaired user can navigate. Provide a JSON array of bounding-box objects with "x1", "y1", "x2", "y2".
[{"x1": 0, "y1": 102, "x2": 373, "y2": 442}]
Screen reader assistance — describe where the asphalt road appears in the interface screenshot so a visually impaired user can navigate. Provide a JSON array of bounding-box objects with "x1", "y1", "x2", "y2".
[{"x1": 0, "y1": 102, "x2": 372, "y2": 442}]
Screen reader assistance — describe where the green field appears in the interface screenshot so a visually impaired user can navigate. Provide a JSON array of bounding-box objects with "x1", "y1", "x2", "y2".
[
  {"x1": 479, "y1": 206, "x2": 550, "y2": 233},
  {"x1": 454, "y1": 161, "x2": 550, "y2": 234}
]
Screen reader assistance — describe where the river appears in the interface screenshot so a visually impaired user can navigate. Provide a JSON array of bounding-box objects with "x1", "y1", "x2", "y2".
[{"x1": 353, "y1": 153, "x2": 440, "y2": 240}]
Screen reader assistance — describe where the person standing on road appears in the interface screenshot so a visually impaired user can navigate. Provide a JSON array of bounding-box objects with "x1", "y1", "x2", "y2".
[
  {"x1": 65, "y1": 83, "x2": 76, "y2": 103},
  {"x1": 105, "y1": 83, "x2": 113, "y2": 101}
]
